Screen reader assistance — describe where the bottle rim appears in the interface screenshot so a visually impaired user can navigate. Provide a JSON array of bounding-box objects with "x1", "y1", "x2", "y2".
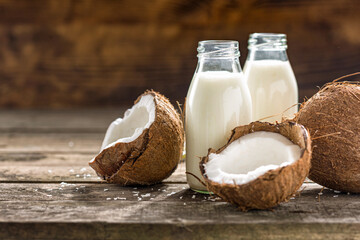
[
  {"x1": 250, "y1": 33, "x2": 286, "y2": 38},
  {"x1": 197, "y1": 40, "x2": 240, "y2": 58},
  {"x1": 248, "y1": 33, "x2": 287, "y2": 50}
]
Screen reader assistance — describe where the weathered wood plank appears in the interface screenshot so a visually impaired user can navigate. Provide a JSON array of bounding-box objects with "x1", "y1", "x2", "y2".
[
  {"x1": 0, "y1": 0, "x2": 359, "y2": 108},
  {"x1": 0, "y1": 153, "x2": 186, "y2": 183},
  {"x1": 0, "y1": 183, "x2": 359, "y2": 239},
  {"x1": 0, "y1": 183, "x2": 358, "y2": 220},
  {"x1": 0, "y1": 152, "x2": 100, "y2": 182},
  {"x1": 0, "y1": 152, "x2": 94, "y2": 166},
  {"x1": 1, "y1": 222, "x2": 360, "y2": 240},
  {"x1": 0, "y1": 109, "x2": 125, "y2": 133},
  {"x1": 0, "y1": 165, "x2": 99, "y2": 183},
  {"x1": 0, "y1": 132, "x2": 102, "y2": 153},
  {"x1": 0, "y1": 110, "x2": 118, "y2": 153},
  {"x1": 0, "y1": 151, "x2": 186, "y2": 183},
  {"x1": 0, "y1": 109, "x2": 187, "y2": 183}
]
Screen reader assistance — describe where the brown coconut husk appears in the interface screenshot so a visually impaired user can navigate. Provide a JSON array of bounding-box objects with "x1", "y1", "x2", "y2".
[
  {"x1": 200, "y1": 121, "x2": 312, "y2": 211},
  {"x1": 295, "y1": 81, "x2": 360, "y2": 193},
  {"x1": 89, "y1": 90, "x2": 184, "y2": 185}
]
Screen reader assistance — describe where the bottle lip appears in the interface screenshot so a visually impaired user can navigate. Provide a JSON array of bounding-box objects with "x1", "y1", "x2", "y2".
[
  {"x1": 199, "y1": 40, "x2": 239, "y2": 45},
  {"x1": 248, "y1": 33, "x2": 287, "y2": 50},
  {"x1": 250, "y1": 33, "x2": 286, "y2": 38},
  {"x1": 197, "y1": 40, "x2": 240, "y2": 58}
]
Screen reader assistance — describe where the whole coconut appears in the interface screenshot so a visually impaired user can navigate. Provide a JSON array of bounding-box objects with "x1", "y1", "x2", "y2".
[{"x1": 296, "y1": 82, "x2": 360, "y2": 193}]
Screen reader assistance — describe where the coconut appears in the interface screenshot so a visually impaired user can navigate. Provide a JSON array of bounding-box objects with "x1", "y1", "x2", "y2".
[
  {"x1": 89, "y1": 90, "x2": 184, "y2": 185},
  {"x1": 200, "y1": 121, "x2": 311, "y2": 211},
  {"x1": 296, "y1": 82, "x2": 360, "y2": 193}
]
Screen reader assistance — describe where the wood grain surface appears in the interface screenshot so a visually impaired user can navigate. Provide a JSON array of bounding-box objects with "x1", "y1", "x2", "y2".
[
  {"x1": 0, "y1": 0, "x2": 359, "y2": 108},
  {"x1": 0, "y1": 109, "x2": 186, "y2": 183},
  {"x1": 0, "y1": 109, "x2": 125, "y2": 133},
  {"x1": 1, "y1": 109, "x2": 360, "y2": 239}
]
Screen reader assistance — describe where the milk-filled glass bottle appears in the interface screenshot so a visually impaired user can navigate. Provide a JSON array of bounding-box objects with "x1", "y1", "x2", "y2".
[
  {"x1": 186, "y1": 40, "x2": 252, "y2": 192},
  {"x1": 244, "y1": 33, "x2": 298, "y2": 123}
]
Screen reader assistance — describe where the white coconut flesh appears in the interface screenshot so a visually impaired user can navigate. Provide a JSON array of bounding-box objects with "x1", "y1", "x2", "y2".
[
  {"x1": 204, "y1": 131, "x2": 301, "y2": 185},
  {"x1": 100, "y1": 94, "x2": 155, "y2": 150}
]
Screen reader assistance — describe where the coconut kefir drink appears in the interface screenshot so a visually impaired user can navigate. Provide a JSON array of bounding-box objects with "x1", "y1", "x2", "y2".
[
  {"x1": 186, "y1": 40, "x2": 252, "y2": 192},
  {"x1": 244, "y1": 33, "x2": 298, "y2": 123}
]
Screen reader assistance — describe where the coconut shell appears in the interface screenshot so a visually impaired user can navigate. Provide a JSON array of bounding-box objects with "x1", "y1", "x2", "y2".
[
  {"x1": 296, "y1": 82, "x2": 360, "y2": 193},
  {"x1": 89, "y1": 90, "x2": 184, "y2": 185},
  {"x1": 200, "y1": 121, "x2": 311, "y2": 211}
]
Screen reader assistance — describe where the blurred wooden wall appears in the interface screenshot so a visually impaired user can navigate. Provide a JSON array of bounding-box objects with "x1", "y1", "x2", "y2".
[{"x1": 0, "y1": 0, "x2": 359, "y2": 108}]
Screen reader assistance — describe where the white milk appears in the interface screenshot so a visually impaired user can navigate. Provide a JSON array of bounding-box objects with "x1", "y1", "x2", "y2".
[
  {"x1": 244, "y1": 60, "x2": 298, "y2": 123},
  {"x1": 186, "y1": 71, "x2": 252, "y2": 191}
]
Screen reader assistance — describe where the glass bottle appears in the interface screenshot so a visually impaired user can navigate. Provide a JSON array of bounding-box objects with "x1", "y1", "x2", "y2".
[
  {"x1": 185, "y1": 40, "x2": 252, "y2": 192},
  {"x1": 244, "y1": 33, "x2": 298, "y2": 123}
]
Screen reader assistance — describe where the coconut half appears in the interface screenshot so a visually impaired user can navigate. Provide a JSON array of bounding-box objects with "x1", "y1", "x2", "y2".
[
  {"x1": 200, "y1": 121, "x2": 311, "y2": 211},
  {"x1": 89, "y1": 90, "x2": 184, "y2": 185}
]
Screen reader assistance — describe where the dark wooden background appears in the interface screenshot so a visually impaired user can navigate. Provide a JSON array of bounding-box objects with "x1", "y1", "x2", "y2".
[{"x1": 0, "y1": 0, "x2": 359, "y2": 109}]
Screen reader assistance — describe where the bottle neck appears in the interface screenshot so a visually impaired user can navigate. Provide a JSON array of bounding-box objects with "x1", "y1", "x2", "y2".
[
  {"x1": 197, "y1": 57, "x2": 242, "y2": 73},
  {"x1": 195, "y1": 40, "x2": 242, "y2": 73},
  {"x1": 246, "y1": 33, "x2": 289, "y2": 62},
  {"x1": 246, "y1": 48, "x2": 288, "y2": 62}
]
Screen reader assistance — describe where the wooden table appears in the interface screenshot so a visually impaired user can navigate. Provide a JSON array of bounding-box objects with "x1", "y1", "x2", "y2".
[{"x1": 1, "y1": 109, "x2": 359, "y2": 240}]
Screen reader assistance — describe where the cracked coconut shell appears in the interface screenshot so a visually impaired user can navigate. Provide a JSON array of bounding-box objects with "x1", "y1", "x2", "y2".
[
  {"x1": 200, "y1": 121, "x2": 312, "y2": 211},
  {"x1": 296, "y1": 82, "x2": 360, "y2": 193},
  {"x1": 89, "y1": 90, "x2": 184, "y2": 185}
]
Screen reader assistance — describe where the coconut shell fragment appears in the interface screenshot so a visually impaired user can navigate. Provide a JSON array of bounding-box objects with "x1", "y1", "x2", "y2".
[
  {"x1": 200, "y1": 121, "x2": 312, "y2": 211},
  {"x1": 89, "y1": 90, "x2": 184, "y2": 185},
  {"x1": 296, "y1": 82, "x2": 360, "y2": 193}
]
